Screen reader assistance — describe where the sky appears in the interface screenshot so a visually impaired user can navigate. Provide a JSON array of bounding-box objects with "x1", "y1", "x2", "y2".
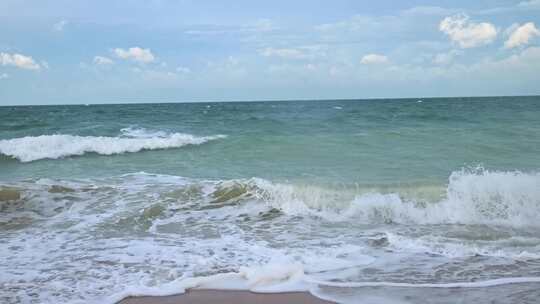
[{"x1": 0, "y1": 0, "x2": 540, "y2": 105}]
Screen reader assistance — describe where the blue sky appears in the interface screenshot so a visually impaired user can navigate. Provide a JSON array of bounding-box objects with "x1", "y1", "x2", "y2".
[{"x1": 1, "y1": 0, "x2": 539, "y2": 105}]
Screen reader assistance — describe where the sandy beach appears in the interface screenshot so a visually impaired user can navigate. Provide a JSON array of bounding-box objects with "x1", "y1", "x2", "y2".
[{"x1": 120, "y1": 290, "x2": 335, "y2": 304}]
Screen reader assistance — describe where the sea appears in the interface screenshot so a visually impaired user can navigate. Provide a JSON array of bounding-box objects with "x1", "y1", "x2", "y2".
[{"x1": 1, "y1": 96, "x2": 540, "y2": 303}]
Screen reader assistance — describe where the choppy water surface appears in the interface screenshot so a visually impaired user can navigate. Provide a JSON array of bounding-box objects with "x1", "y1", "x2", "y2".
[{"x1": 1, "y1": 97, "x2": 540, "y2": 303}]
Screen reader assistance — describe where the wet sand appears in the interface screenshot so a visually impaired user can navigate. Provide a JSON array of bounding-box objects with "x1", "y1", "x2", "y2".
[{"x1": 120, "y1": 290, "x2": 335, "y2": 304}]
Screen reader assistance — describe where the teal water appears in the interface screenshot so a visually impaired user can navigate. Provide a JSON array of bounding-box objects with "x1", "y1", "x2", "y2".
[
  {"x1": 1, "y1": 96, "x2": 540, "y2": 184},
  {"x1": 2, "y1": 97, "x2": 540, "y2": 304}
]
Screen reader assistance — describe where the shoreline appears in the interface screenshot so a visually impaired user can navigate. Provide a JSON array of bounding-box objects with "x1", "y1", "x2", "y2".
[{"x1": 119, "y1": 290, "x2": 335, "y2": 304}]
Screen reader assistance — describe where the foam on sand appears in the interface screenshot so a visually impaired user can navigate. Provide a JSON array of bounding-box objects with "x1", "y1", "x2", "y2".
[
  {"x1": 108, "y1": 262, "x2": 540, "y2": 304},
  {"x1": 106, "y1": 263, "x2": 310, "y2": 304}
]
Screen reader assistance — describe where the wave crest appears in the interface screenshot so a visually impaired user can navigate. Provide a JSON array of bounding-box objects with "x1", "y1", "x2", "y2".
[
  {"x1": 2, "y1": 169, "x2": 539, "y2": 228},
  {"x1": 342, "y1": 170, "x2": 540, "y2": 227},
  {"x1": 0, "y1": 131, "x2": 226, "y2": 162},
  {"x1": 192, "y1": 170, "x2": 540, "y2": 228}
]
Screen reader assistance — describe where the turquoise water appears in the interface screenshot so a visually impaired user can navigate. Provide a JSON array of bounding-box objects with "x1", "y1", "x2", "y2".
[
  {"x1": 2, "y1": 97, "x2": 540, "y2": 304},
  {"x1": 2, "y1": 96, "x2": 540, "y2": 183}
]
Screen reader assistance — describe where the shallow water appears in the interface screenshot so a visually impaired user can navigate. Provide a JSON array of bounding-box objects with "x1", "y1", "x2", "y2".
[{"x1": 1, "y1": 97, "x2": 540, "y2": 303}]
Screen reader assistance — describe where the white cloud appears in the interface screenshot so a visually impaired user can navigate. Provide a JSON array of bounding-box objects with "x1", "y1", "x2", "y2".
[
  {"x1": 114, "y1": 47, "x2": 155, "y2": 63},
  {"x1": 478, "y1": 0, "x2": 540, "y2": 14},
  {"x1": 176, "y1": 66, "x2": 191, "y2": 74},
  {"x1": 93, "y1": 56, "x2": 114, "y2": 65},
  {"x1": 433, "y1": 50, "x2": 462, "y2": 65},
  {"x1": 315, "y1": 15, "x2": 381, "y2": 34},
  {"x1": 439, "y1": 14, "x2": 498, "y2": 48},
  {"x1": 436, "y1": 47, "x2": 540, "y2": 80},
  {"x1": 518, "y1": 0, "x2": 540, "y2": 9},
  {"x1": 504, "y1": 22, "x2": 540, "y2": 49},
  {"x1": 0, "y1": 73, "x2": 8, "y2": 79},
  {"x1": 401, "y1": 6, "x2": 456, "y2": 16},
  {"x1": 360, "y1": 54, "x2": 389, "y2": 64},
  {"x1": 204, "y1": 56, "x2": 248, "y2": 80},
  {"x1": 253, "y1": 19, "x2": 275, "y2": 32},
  {"x1": 226, "y1": 56, "x2": 240, "y2": 66},
  {"x1": 259, "y1": 46, "x2": 328, "y2": 60},
  {"x1": 185, "y1": 19, "x2": 277, "y2": 36},
  {"x1": 128, "y1": 67, "x2": 180, "y2": 82},
  {"x1": 305, "y1": 63, "x2": 317, "y2": 71},
  {"x1": 260, "y1": 47, "x2": 306, "y2": 59},
  {"x1": 142, "y1": 70, "x2": 178, "y2": 81},
  {"x1": 53, "y1": 20, "x2": 68, "y2": 31},
  {"x1": 0, "y1": 53, "x2": 41, "y2": 70}
]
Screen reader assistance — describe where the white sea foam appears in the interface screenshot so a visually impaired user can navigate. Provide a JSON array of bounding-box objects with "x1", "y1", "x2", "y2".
[
  {"x1": 306, "y1": 276, "x2": 540, "y2": 288},
  {"x1": 111, "y1": 169, "x2": 540, "y2": 228},
  {"x1": 120, "y1": 127, "x2": 169, "y2": 138},
  {"x1": 238, "y1": 169, "x2": 540, "y2": 228},
  {"x1": 105, "y1": 263, "x2": 310, "y2": 304},
  {"x1": 107, "y1": 263, "x2": 540, "y2": 304},
  {"x1": 0, "y1": 131, "x2": 226, "y2": 162},
  {"x1": 339, "y1": 170, "x2": 540, "y2": 227},
  {"x1": 383, "y1": 232, "x2": 540, "y2": 259},
  {"x1": 3, "y1": 171, "x2": 540, "y2": 304}
]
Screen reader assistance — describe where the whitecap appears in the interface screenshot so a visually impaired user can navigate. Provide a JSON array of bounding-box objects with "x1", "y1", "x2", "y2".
[{"x1": 0, "y1": 132, "x2": 226, "y2": 162}]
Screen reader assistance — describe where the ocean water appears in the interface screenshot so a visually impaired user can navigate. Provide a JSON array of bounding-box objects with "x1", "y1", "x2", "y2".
[{"x1": 1, "y1": 97, "x2": 540, "y2": 303}]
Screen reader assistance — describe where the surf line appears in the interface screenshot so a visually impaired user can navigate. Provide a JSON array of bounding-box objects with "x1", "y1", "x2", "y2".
[{"x1": 305, "y1": 276, "x2": 540, "y2": 288}]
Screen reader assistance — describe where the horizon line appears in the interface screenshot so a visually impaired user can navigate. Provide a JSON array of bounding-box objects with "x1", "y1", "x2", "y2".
[{"x1": 1, "y1": 94, "x2": 539, "y2": 107}]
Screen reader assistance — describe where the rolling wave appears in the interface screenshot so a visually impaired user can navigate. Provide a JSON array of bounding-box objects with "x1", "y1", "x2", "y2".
[
  {"x1": 3, "y1": 169, "x2": 539, "y2": 228},
  {"x1": 340, "y1": 170, "x2": 540, "y2": 227},
  {"x1": 172, "y1": 169, "x2": 540, "y2": 228},
  {"x1": 0, "y1": 130, "x2": 226, "y2": 162}
]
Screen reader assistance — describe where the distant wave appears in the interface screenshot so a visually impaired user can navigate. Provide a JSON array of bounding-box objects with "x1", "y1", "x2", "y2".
[
  {"x1": 0, "y1": 129, "x2": 226, "y2": 162},
  {"x1": 119, "y1": 127, "x2": 169, "y2": 138}
]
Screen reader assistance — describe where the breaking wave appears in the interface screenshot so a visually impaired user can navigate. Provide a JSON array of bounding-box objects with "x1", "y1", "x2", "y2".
[
  {"x1": 190, "y1": 169, "x2": 540, "y2": 228},
  {"x1": 2, "y1": 169, "x2": 539, "y2": 228},
  {"x1": 0, "y1": 129, "x2": 226, "y2": 162},
  {"x1": 341, "y1": 169, "x2": 540, "y2": 227}
]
